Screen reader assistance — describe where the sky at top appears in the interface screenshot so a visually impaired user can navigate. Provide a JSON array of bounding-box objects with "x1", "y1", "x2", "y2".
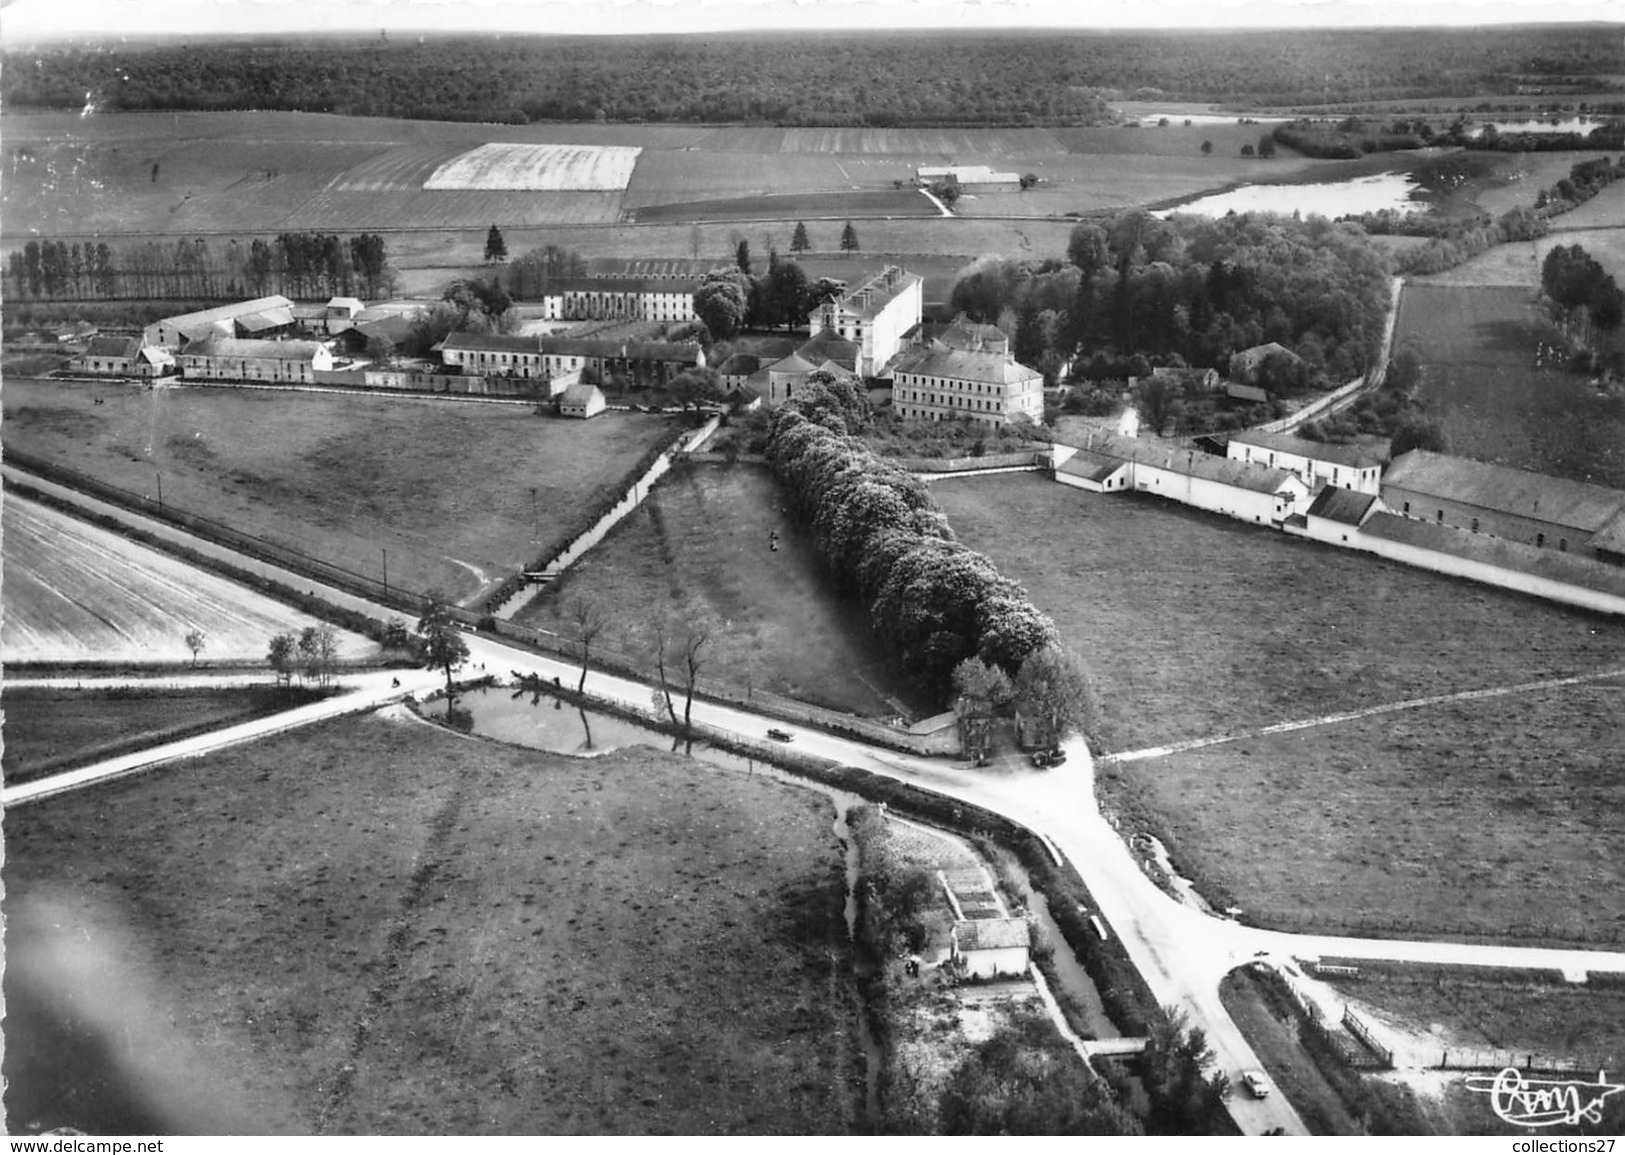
[{"x1": 1, "y1": 0, "x2": 1622, "y2": 43}]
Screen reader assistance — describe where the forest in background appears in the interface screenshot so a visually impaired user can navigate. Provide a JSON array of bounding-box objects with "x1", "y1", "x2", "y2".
[{"x1": 4, "y1": 26, "x2": 1623, "y2": 127}]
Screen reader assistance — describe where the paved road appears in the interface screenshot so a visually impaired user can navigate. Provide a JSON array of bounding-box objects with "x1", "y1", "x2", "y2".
[{"x1": 15, "y1": 482, "x2": 1625, "y2": 1134}]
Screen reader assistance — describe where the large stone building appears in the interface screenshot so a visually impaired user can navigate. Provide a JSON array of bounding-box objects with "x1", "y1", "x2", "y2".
[
  {"x1": 539, "y1": 276, "x2": 699, "y2": 324},
  {"x1": 892, "y1": 344, "x2": 1045, "y2": 426},
  {"x1": 178, "y1": 337, "x2": 333, "y2": 384},
  {"x1": 1382, "y1": 449, "x2": 1625, "y2": 564},
  {"x1": 815, "y1": 265, "x2": 923, "y2": 378}
]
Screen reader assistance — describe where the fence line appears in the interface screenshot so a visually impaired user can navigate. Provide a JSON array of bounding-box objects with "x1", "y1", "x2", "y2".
[
  {"x1": 1341, "y1": 1006, "x2": 1395, "y2": 1068},
  {"x1": 1435, "y1": 1049, "x2": 1596, "y2": 1074}
]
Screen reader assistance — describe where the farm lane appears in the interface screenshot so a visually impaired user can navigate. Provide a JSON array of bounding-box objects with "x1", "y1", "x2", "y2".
[
  {"x1": 1099, "y1": 663, "x2": 1625, "y2": 765},
  {"x1": 2, "y1": 667, "x2": 445, "y2": 807}
]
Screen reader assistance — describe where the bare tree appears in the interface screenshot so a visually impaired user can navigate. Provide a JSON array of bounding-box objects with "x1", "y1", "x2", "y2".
[
  {"x1": 566, "y1": 597, "x2": 608, "y2": 694},
  {"x1": 678, "y1": 626, "x2": 709, "y2": 736},
  {"x1": 648, "y1": 619, "x2": 681, "y2": 727}
]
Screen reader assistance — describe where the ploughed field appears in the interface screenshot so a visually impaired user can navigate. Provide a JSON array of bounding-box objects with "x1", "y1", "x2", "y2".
[
  {"x1": 1, "y1": 108, "x2": 1360, "y2": 241},
  {"x1": 517, "y1": 462, "x2": 921, "y2": 719},
  {"x1": 1398, "y1": 283, "x2": 1625, "y2": 489},
  {"x1": 931, "y1": 472, "x2": 1625, "y2": 943},
  {"x1": 0, "y1": 493, "x2": 375, "y2": 665},
  {"x1": 2, "y1": 712, "x2": 857, "y2": 1135},
  {"x1": 1, "y1": 379, "x2": 679, "y2": 604}
]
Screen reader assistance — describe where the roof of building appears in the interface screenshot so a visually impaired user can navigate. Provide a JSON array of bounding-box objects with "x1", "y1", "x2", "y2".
[
  {"x1": 829, "y1": 266, "x2": 922, "y2": 320},
  {"x1": 1230, "y1": 341, "x2": 1301, "y2": 371},
  {"x1": 1062, "y1": 430, "x2": 1301, "y2": 494},
  {"x1": 83, "y1": 335, "x2": 141, "y2": 359},
  {"x1": 137, "y1": 346, "x2": 174, "y2": 365},
  {"x1": 440, "y1": 332, "x2": 541, "y2": 354},
  {"x1": 1307, "y1": 486, "x2": 1378, "y2": 525},
  {"x1": 954, "y1": 918, "x2": 1031, "y2": 952},
  {"x1": 798, "y1": 326, "x2": 861, "y2": 368},
  {"x1": 326, "y1": 296, "x2": 366, "y2": 314},
  {"x1": 559, "y1": 382, "x2": 604, "y2": 407},
  {"x1": 1232, "y1": 428, "x2": 1382, "y2": 469},
  {"x1": 617, "y1": 341, "x2": 702, "y2": 364},
  {"x1": 895, "y1": 347, "x2": 1043, "y2": 385},
  {"x1": 937, "y1": 315, "x2": 1010, "y2": 353},
  {"x1": 732, "y1": 335, "x2": 800, "y2": 360},
  {"x1": 155, "y1": 295, "x2": 295, "y2": 332},
  {"x1": 1057, "y1": 448, "x2": 1133, "y2": 483},
  {"x1": 1382, "y1": 450, "x2": 1625, "y2": 534},
  {"x1": 917, "y1": 165, "x2": 1022, "y2": 183},
  {"x1": 233, "y1": 306, "x2": 296, "y2": 333},
  {"x1": 1591, "y1": 509, "x2": 1625, "y2": 555},
  {"x1": 715, "y1": 353, "x2": 762, "y2": 377},
  {"x1": 1361, "y1": 512, "x2": 1625, "y2": 598},
  {"x1": 290, "y1": 304, "x2": 329, "y2": 321},
  {"x1": 183, "y1": 338, "x2": 326, "y2": 361},
  {"x1": 179, "y1": 319, "x2": 237, "y2": 344},
  {"x1": 768, "y1": 351, "x2": 818, "y2": 375},
  {"x1": 1227, "y1": 382, "x2": 1271, "y2": 402},
  {"x1": 545, "y1": 275, "x2": 697, "y2": 295},
  {"x1": 813, "y1": 359, "x2": 861, "y2": 380}
]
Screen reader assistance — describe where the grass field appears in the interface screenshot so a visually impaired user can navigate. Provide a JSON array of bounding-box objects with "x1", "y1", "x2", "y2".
[
  {"x1": 1, "y1": 494, "x2": 376, "y2": 665},
  {"x1": 930, "y1": 473, "x2": 1623, "y2": 941},
  {"x1": 2, "y1": 711, "x2": 857, "y2": 1135},
  {"x1": 1122, "y1": 683, "x2": 1625, "y2": 943},
  {"x1": 1320, "y1": 969, "x2": 1625, "y2": 1135},
  {"x1": 1397, "y1": 283, "x2": 1625, "y2": 488},
  {"x1": 930, "y1": 473, "x2": 1623, "y2": 753},
  {"x1": 1, "y1": 685, "x2": 331, "y2": 784},
  {"x1": 515, "y1": 463, "x2": 920, "y2": 718},
  {"x1": 1, "y1": 380, "x2": 679, "y2": 604}
]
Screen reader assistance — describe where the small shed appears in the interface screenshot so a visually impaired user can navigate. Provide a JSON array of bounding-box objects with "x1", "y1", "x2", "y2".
[
  {"x1": 950, "y1": 918, "x2": 1031, "y2": 979},
  {"x1": 559, "y1": 382, "x2": 607, "y2": 419}
]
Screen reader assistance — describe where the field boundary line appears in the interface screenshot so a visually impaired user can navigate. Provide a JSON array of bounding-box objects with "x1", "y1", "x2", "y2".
[{"x1": 1100, "y1": 665, "x2": 1625, "y2": 764}]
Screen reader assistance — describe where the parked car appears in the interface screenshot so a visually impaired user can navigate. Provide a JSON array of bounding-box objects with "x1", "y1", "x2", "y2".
[
  {"x1": 767, "y1": 728, "x2": 794, "y2": 742},
  {"x1": 1241, "y1": 1070, "x2": 1271, "y2": 1098}
]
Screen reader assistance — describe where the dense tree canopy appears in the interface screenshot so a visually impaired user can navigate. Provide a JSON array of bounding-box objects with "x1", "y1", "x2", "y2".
[{"x1": 7, "y1": 29, "x2": 1620, "y2": 125}]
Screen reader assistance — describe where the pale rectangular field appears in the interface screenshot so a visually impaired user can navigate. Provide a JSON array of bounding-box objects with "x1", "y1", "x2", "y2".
[
  {"x1": 1, "y1": 496, "x2": 375, "y2": 665},
  {"x1": 423, "y1": 142, "x2": 641, "y2": 191}
]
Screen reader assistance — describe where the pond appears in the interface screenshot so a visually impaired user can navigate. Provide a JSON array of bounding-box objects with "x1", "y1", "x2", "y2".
[{"x1": 1158, "y1": 170, "x2": 1423, "y2": 219}]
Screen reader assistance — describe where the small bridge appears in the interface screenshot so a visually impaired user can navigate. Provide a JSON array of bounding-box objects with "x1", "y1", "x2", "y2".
[{"x1": 1083, "y1": 1037, "x2": 1149, "y2": 1059}]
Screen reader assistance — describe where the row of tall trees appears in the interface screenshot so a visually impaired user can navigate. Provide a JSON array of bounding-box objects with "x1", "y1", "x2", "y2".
[
  {"x1": 950, "y1": 210, "x2": 1391, "y2": 387},
  {"x1": 5, "y1": 232, "x2": 393, "y2": 302},
  {"x1": 765, "y1": 372, "x2": 1079, "y2": 706}
]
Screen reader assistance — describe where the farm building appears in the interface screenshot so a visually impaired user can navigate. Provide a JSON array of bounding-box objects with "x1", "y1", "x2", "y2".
[
  {"x1": 71, "y1": 336, "x2": 174, "y2": 378},
  {"x1": 815, "y1": 265, "x2": 923, "y2": 378},
  {"x1": 1150, "y1": 365, "x2": 1222, "y2": 392},
  {"x1": 1053, "y1": 431, "x2": 1310, "y2": 525},
  {"x1": 331, "y1": 314, "x2": 416, "y2": 356},
  {"x1": 1382, "y1": 450, "x2": 1625, "y2": 563},
  {"x1": 950, "y1": 918, "x2": 1031, "y2": 979},
  {"x1": 891, "y1": 347, "x2": 1045, "y2": 426},
  {"x1": 1054, "y1": 447, "x2": 1134, "y2": 493},
  {"x1": 145, "y1": 296, "x2": 296, "y2": 348},
  {"x1": 1228, "y1": 342, "x2": 1304, "y2": 387},
  {"x1": 437, "y1": 332, "x2": 549, "y2": 378},
  {"x1": 539, "y1": 276, "x2": 698, "y2": 324},
  {"x1": 932, "y1": 314, "x2": 1010, "y2": 356},
  {"x1": 1301, "y1": 486, "x2": 1379, "y2": 545},
  {"x1": 1228, "y1": 429, "x2": 1383, "y2": 494},
  {"x1": 917, "y1": 165, "x2": 1022, "y2": 189},
  {"x1": 594, "y1": 341, "x2": 706, "y2": 389},
  {"x1": 558, "y1": 383, "x2": 607, "y2": 419},
  {"x1": 178, "y1": 338, "x2": 333, "y2": 384},
  {"x1": 715, "y1": 353, "x2": 765, "y2": 392},
  {"x1": 1226, "y1": 382, "x2": 1271, "y2": 404}
]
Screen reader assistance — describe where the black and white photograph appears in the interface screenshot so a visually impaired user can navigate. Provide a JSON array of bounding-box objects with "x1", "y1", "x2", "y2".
[{"x1": 2, "y1": 0, "x2": 1623, "y2": 1141}]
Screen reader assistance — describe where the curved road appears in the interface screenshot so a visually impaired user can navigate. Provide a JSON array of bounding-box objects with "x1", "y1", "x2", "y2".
[{"x1": 11, "y1": 479, "x2": 1625, "y2": 1135}]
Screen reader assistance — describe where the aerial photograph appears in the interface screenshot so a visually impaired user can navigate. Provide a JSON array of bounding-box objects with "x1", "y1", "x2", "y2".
[{"x1": 2, "y1": 0, "x2": 1623, "y2": 1141}]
